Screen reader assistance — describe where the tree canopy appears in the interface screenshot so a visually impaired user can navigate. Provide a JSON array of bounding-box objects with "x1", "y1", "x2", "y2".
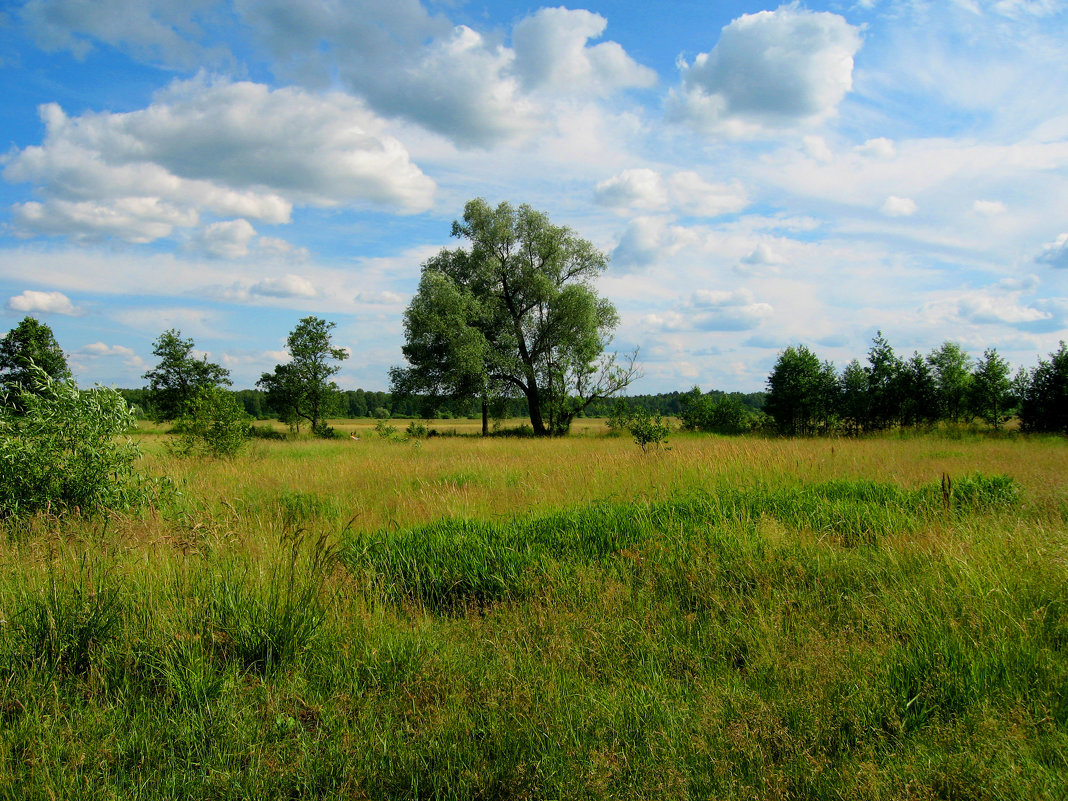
[
  {"x1": 391, "y1": 198, "x2": 637, "y2": 436},
  {"x1": 0, "y1": 316, "x2": 71, "y2": 401},
  {"x1": 143, "y1": 329, "x2": 231, "y2": 421},
  {"x1": 258, "y1": 317, "x2": 348, "y2": 435}
]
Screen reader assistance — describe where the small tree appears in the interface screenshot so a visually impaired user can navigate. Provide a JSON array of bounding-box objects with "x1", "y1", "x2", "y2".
[
  {"x1": 969, "y1": 348, "x2": 1012, "y2": 431},
  {"x1": 143, "y1": 329, "x2": 231, "y2": 421},
  {"x1": 765, "y1": 345, "x2": 831, "y2": 436},
  {"x1": 837, "y1": 359, "x2": 868, "y2": 435},
  {"x1": 628, "y1": 407, "x2": 670, "y2": 452},
  {"x1": 1018, "y1": 341, "x2": 1068, "y2": 434},
  {"x1": 0, "y1": 317, "x2": 71, "y2": 402},
  {"x1": 172, "y1": 387, "x2": 253, "y2": 458},
  {"x1": 928, "y1": 341, "x2": 972, "y2": 423},
  {"x1": 865, "y1": 331, "x2": 904, "y2": 430},
  {"x1": 258, "y1": 317, "x2": 348, "y2": 436}
]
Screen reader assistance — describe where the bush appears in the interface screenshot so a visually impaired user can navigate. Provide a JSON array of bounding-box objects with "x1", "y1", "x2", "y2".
[
  {"x1": 171, "y1": 387, "x2": 252, "y2": 458},
  {"x1": 372, "y1": 407, "x2": 391, "y2": 419},
  {"x1": 605, "y1": 398, "x2": 636, "y2": 434},
  {"x1": 0, "y1": 368, "x2": 155, "y2": 518},
  {"x1": 679, "y1": 388, "x2": 753, "y2": 434},
  {"x1": 628, "y1": 407, "x2": 671, "y2": 451},
  {"x1": 406, "y1": 421, "x2": 431, "y2": 438}
]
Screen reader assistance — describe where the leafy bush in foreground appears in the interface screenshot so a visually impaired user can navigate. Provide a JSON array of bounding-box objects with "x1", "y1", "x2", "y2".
[{"x1": 0, "y1": 368, "x2": 152, "y2": 518}]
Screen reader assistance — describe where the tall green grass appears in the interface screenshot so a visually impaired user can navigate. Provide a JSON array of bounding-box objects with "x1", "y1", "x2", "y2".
[{"x1": 0, "y1": 451, "x2": 1063, "y2": 798}]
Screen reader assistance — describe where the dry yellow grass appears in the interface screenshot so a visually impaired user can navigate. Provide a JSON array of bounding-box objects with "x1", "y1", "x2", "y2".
[{"x1": 131, "y1": 421, "x2": 1068, "y2": 537}]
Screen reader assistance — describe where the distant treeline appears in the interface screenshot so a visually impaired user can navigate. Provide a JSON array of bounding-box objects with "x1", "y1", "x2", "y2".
[
  {"x1": 117, "y1": 387, "x2": 767, "y2": 422},
  {"x1": 762, "y1": 334, "x2": 1068, "y2": 436}
]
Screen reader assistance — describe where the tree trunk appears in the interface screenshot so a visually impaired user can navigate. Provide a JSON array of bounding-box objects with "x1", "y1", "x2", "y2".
[
  {"x1": 481, "y1": 395, "x2": 488, "y2": 436},
  {"x1": 526, "y1": 385, "x2": 547, "y2": 435}
]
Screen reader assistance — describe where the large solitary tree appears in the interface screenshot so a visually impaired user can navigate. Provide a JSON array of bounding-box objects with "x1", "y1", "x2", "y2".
[
  {"x1": 143, "y1": 329, "x2": 231, "y2": 421},
  {"x1": 0, "y1": 316, "x2": 71, "y2": 400},
  {"x1": 258, "y1": 317, "x2": 348, "y2": 435},
  {"x1": 392, "y1": 199, "x2": 638, "y2": 436}
]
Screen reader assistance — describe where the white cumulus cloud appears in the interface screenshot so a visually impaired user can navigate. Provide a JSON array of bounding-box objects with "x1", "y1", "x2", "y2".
[
  {"x1": 1036, "y1": 233, "x2": 1068, "y2": 268},
  {"x1": 881, "y1": 196, "x2": 918, "y2": 217},
  {"x1": 669, "y1": 5, "x2": 862, "y2": 136},
  {"x1": 6, "y1": 289, "x2": 79, "y2": 315},
  {"x1": 250, "y1": 275, "x2": 317, "y2": 299},
  {"x1": 973, "y1": 199, "x2": 1007, "y2": 215},
  {"x1": 4, "y1": 78, "x2": 435, "y2": 243},
  {"x1": 645, "y1": 288, "x2": 774, "y2": 332},
  {"x1": 194, "y1": 219, "x2": 257, "y2": 259},
  {"x1": 511, "y1": 7, "x2": 656, "y2": 95},
  {"x1": 596, "y1": 169, "x2": 746, "y2": 217}
]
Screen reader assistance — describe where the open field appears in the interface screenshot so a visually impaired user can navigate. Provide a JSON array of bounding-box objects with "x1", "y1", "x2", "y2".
[{"x1": 1, "y1": 425, "x2": 1066, "y2": 799}]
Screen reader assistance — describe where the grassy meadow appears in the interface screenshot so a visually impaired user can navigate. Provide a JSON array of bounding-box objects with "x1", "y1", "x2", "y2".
[{"x1": 0, "y1": 421, "x2": 1065, "y2": 799}]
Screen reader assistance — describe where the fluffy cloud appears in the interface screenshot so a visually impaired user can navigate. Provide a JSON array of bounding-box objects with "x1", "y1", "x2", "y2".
[
  {"x1": 20, "y1": 0, "x2": 221, "y2": 67},
  {"x1": 670, "y1": 5, "x2": 862, "y2": 136},
  {"x1": 6, "y1": 289, "x2": 79, "y2": 315},
  {"x1": 5, "y1": 79, "x2": 435, "y2": 243},
  {"x1": 354, "y1": 290, "x2": 405, "y2": 305},
  {"x1": 240, "y1": 2, "x2": 651, "y2": 147},
  {"x1": 1036, "y1": 233, "x2": 1068, "y2": 268},
  {"x1": 250, "y1": 275, "x2": 317, "y2": 299},
  {"x1": 73, "y1": 342, "x2": 145, "y2": 371},
  {"x1": 194, "y1": 219, "x2": 257, "y2": 259},
  {"x1": 973, "y1": 200, "x2": 1007, "y2": 215},
  {"x1": 881, "y1": 196, "x2": 918, "y2": 217},
  {"x1": 740, "y1": 241, "x2": 786, "y2": 268},
  {"x1": 594, "y1": 169, "x2": 669, "y2": 210},
  {"x1": 855, "y1": 138, "x2": 897, "y2": 159},
  {"x1": 595, "y1": 169, "x2": 746, "y2": 217},
  {"x1": 645, "y1": 288, "x2": 774, "y2": 332},
  {"x1": 511, "y1": 8, "x2": 656, "y2": 95}
]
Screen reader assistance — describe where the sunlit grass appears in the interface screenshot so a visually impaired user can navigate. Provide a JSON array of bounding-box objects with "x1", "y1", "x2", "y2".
[{"x1": 1, "y1": 424, "x2": 1065, "y2": 798}]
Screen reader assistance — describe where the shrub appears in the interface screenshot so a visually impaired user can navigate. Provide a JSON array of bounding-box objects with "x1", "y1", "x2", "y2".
[
  {"x1": 372, "y1": 407, "x2": 391, "y2": 419},
  {"x1": 406, "y1": 420, "x2": 431, "y2": 438},
  {"x1": 628, "y1": 407, "x2": 671, "y2": 451},
  {"x1": 171, "y1": 386, "x2": 252, "y2": 458},
  {"x1": 0, "y1": 368, "x2": 154, "y2": 518},
  {"x1": 374, "y1": 420, "x2": 399, "y2": 439},
  {"x1": 605, "y1": 398, "x2": 636, "y2": 434}
]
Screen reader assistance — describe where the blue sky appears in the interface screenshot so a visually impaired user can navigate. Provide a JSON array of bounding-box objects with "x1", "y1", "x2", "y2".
[{"x1": 1, "y1": 0, "x2": 1066, "y2": 392}]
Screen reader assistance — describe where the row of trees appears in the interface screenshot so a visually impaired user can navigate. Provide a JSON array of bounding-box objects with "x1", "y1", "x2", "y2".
[
  {"x1": 139, "y1": 318, "x2": 348, "y2": 436},
  {"x1": 764, "y1": 333, "x2": 1068, "y2": 435}
]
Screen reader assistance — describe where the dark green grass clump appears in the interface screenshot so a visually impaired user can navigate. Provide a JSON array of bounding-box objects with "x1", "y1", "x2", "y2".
[{"x1": 342, "y1": 472, "x2": 1020, "y2": 614}]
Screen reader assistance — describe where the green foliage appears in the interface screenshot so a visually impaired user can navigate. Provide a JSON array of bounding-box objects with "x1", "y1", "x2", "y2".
[
  {"x1": 374, "y1": 420, "x2": 399, "y2": 439},
  {"x1": 0, "y1": 368, "x2": 154, "y2": 518},
  {"x1": 627, "y1": 407, "x2": 671, "y2": 451},
  {"x1": 405, "y1": 420, "x2": 431, "y2": 438},
  {"x1": 258, "y1": 317, "x2": 349, "y2": 434},
  {"x1": 679, "y1": 387, "x2": 754, "y2": 434},
  {"x1": 143, "y1": 329, "x2": 231, "y2": 421},
  {"x1": 372, "y1": 406, "x2": 391, "y2": 419},
  {"x1": 969, "y1": 347, "x2": 1013, "y2": 430},
  {"x1": 171, "y1": 386, "x2": 252, "y2": 458},
  {"x1": 928, "y1": 341, "x2": 973, "y2": 423},
  {"x1": 0, "y1": 316, "x2": 71, "y2": 400},
  {"x1": 604, "y1": 397, "x2": 636, "y2": 433},
  {"x1": 765, "y1": 345, "x2": 837, "y2": 435},
  {"x1": 1018, "y1": 341, "x2": 1068, "y2": 434},
  {"x1": 392, "y1": 198, "x2": 638, "y2": 436}
]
